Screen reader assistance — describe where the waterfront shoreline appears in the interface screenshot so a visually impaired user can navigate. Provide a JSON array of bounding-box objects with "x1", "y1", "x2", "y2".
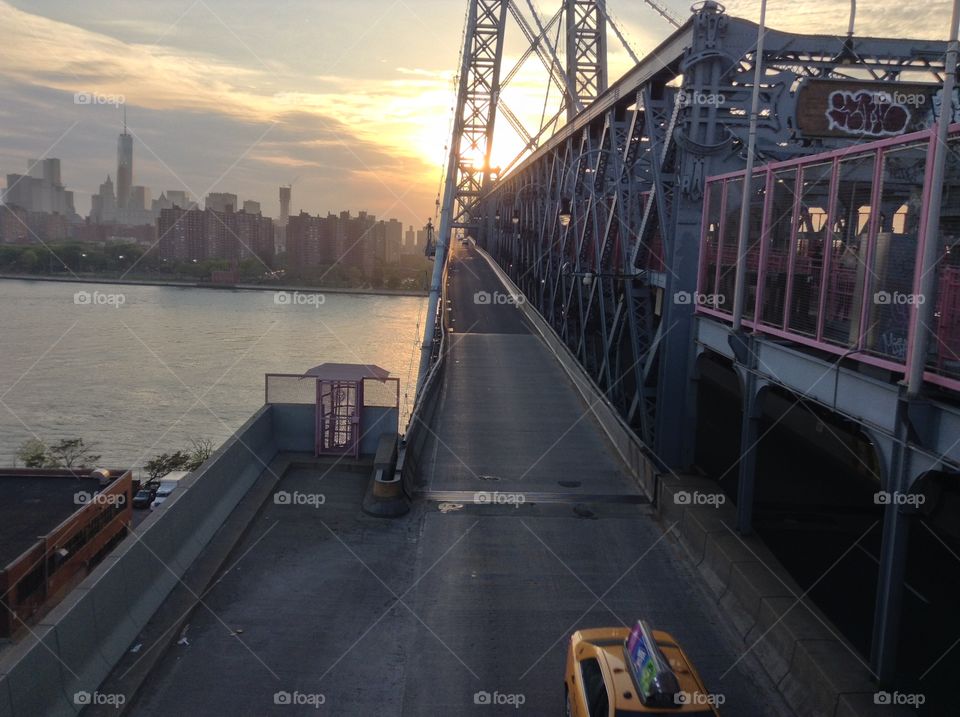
[{"x1": 0, "y1": 273, "x2": 428, "y2": 298}]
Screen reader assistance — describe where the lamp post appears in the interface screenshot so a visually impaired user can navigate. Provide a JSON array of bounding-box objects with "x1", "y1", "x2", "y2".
[{"x1": 731, "y1": 0, "x2": 768, "y2": 332}]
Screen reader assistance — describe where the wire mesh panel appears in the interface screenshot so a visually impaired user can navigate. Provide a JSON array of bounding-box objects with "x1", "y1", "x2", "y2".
[
  {"x1": 823, "y1": 152, "x2": 876, "y2": 348},
  {"x1": 740, "y1": 177, "x2": 767, "y2": 321},
  {"x1": 265, "y1": 374, "x2": 318, "y2": 404},
  {"x1": 928, "y1": 134, "x2": 960, "y2": 382},
  {"x1": 759, "y1": 168, "x2": 799, "y2": 328},
  {"x1": 363, "y1": 378, "x2": 400, "y2": 408},
  {"x1": 864, "y1": 142, "x2": 929, "y2": 362},
  {"x1": 716, "y1": 178, "x2": 743, "y2": 310},
  {"x1": 697, "y1": 125, "x2": 960, "y2": 391},
  {"x1": 787, "y1": 161, "x2": 833, "y2": 338}
]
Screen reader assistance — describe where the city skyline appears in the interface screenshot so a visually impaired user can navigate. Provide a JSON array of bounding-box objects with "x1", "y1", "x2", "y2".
[{"x1": 0, "y1": 0, "x2": 948, "y2": 225}]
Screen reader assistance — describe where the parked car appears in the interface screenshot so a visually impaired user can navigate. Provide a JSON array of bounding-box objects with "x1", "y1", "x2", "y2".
[
  {"x1": 132, "y1": 488, "x2": 156, "y2": 509},
  {"x1": 565, "y1": 621, "x2": 720, "y2": 715},
  {"x1": 149, "y1": 471, "x2": 189, "y2": 510}
]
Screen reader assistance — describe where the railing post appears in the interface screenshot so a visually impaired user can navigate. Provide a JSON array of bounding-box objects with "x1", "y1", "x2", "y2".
[{"x1": 731, "y1": 0, "x2": 768, "y2": 331}]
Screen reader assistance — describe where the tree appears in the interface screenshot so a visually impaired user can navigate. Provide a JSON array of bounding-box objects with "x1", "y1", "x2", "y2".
[
  {"x1": 48, "y1": 438, "x2": 101, "y2": 468},
  {"x1": 15, "y1": 437, "x2": 100, "y2": 468},
  {"x1": 142, "y1": 439, "x2": 213, "y2": 485},
  {"x1": 185, "y1": 439, "x2": 213, "y2": 471},
  {"x1": 17, "y1": 249, "x2": 39, "y2": 272},
  {"x1": 143, "y1": 450, "x2": 191, "y2": 485},
  {"x1": 16, "y1": 438, "x2": 52, "y2": 468}
]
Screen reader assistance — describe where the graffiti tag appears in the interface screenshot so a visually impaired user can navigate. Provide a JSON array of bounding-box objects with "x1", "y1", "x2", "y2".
[{"x1": 826, "y1": 91, "x2": 911, "y2": 137}]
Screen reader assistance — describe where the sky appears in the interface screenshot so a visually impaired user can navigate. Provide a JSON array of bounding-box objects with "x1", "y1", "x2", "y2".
[{"x1": 0, "y1": 0, "x2": 951, "y2": 229}]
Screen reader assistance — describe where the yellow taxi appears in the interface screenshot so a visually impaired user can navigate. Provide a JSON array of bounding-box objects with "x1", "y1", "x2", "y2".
[{"x1": 565, "y1": 621, "x2": 721, "y2": 716}]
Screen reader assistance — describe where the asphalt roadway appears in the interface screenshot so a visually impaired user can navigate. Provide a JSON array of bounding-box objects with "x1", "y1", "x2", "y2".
[{"x1": 129, "y1": 244, "x2": 792, "y2": 716}]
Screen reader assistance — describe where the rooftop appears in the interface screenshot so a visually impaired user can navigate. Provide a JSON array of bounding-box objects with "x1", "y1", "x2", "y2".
[{"x1": 0, "y1": 470, "x2": 119, "y2": 567}]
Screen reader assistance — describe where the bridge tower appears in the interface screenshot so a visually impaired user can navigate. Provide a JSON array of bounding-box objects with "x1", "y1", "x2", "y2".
[
  {"x1": 418, "y1": 0, "x2": 610, "y2": 389},
  {"x1": 565, "y1": 0, "x2": 608, "y2": 120}
]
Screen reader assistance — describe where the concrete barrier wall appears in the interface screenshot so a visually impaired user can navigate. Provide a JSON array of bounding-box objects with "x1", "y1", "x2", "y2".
[
  {"x1": 396, "y1": 344, "x2": 446, "y2": 497},
  {"x1": 362, "y1": 408, "x2": 398, "y2": 454},
  {"x1": 0, "y1": 406, "x2": 278, "y2": 717},
  {"x1": 272, "y1": 404, "x2": 314, "y2": 453},
  {"x1": 474, "y1": 246, "x2": 658, "y2": 499},
  {"x1": 396, "y1": 257, "x2": 449, "y2": 498}
]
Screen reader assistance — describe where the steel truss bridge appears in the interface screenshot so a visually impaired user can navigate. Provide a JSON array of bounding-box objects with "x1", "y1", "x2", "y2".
[
  {"x1": 423, "y1": 0, "x2": 960, "y2": 687},
  {"x1": 428, "y1": 0, "x2": 954, "y2": 457}
]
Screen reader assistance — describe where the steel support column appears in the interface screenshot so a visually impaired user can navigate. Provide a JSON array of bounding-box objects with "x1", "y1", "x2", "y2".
[{"x1": 870, "y1": 394, "x2": 912, "y2": 684}]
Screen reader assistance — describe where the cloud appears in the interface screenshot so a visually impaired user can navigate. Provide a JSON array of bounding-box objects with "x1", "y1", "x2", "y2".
[
  {"x1": 0, "y1": 0, "x2": 952, "y2": 225},
  {"x1": 0, "y1": 0, "x2": 451, "y2": 221}
]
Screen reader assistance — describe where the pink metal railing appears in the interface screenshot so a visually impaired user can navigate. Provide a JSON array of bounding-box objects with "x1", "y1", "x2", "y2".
[{"x1": 696, "y1": 123, "x2": 960, "y2": 392}]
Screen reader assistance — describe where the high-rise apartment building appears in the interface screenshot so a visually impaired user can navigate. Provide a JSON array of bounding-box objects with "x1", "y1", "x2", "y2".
[
  {"x1": 157, "y1": 207, "x2": 205, "y2": 261},
  {"x1": 385, "y1": 219, "x2": 403, "y2": 264},
  {"x1": 205, "y1": 193, "x2": 238, "y2": 213},
  {"x1": 157, "y1": 207, "x2": 274, "y2": 266}
]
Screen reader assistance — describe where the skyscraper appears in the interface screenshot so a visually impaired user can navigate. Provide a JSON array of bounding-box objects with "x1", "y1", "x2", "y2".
[
  {"x1": 276, "y1": 185, "x2": 292, "y2": 254},
  {"x1": 4, "y1": 159, "x2": 76, "y2": 218},
  {"x1": 91, "y1": 175, "x2": 116, "y2": 223},
  {"x1": 279, "y1": 185, "x2": 291, "y2": 224},
  {"x1": 116, "y1": 110, "x2": 133, "y2": 210}
]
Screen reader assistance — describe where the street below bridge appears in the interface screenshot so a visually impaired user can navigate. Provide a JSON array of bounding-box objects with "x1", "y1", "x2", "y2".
[{"x1": 129, "y1": 243, "x2": 792, "y2": 715}]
